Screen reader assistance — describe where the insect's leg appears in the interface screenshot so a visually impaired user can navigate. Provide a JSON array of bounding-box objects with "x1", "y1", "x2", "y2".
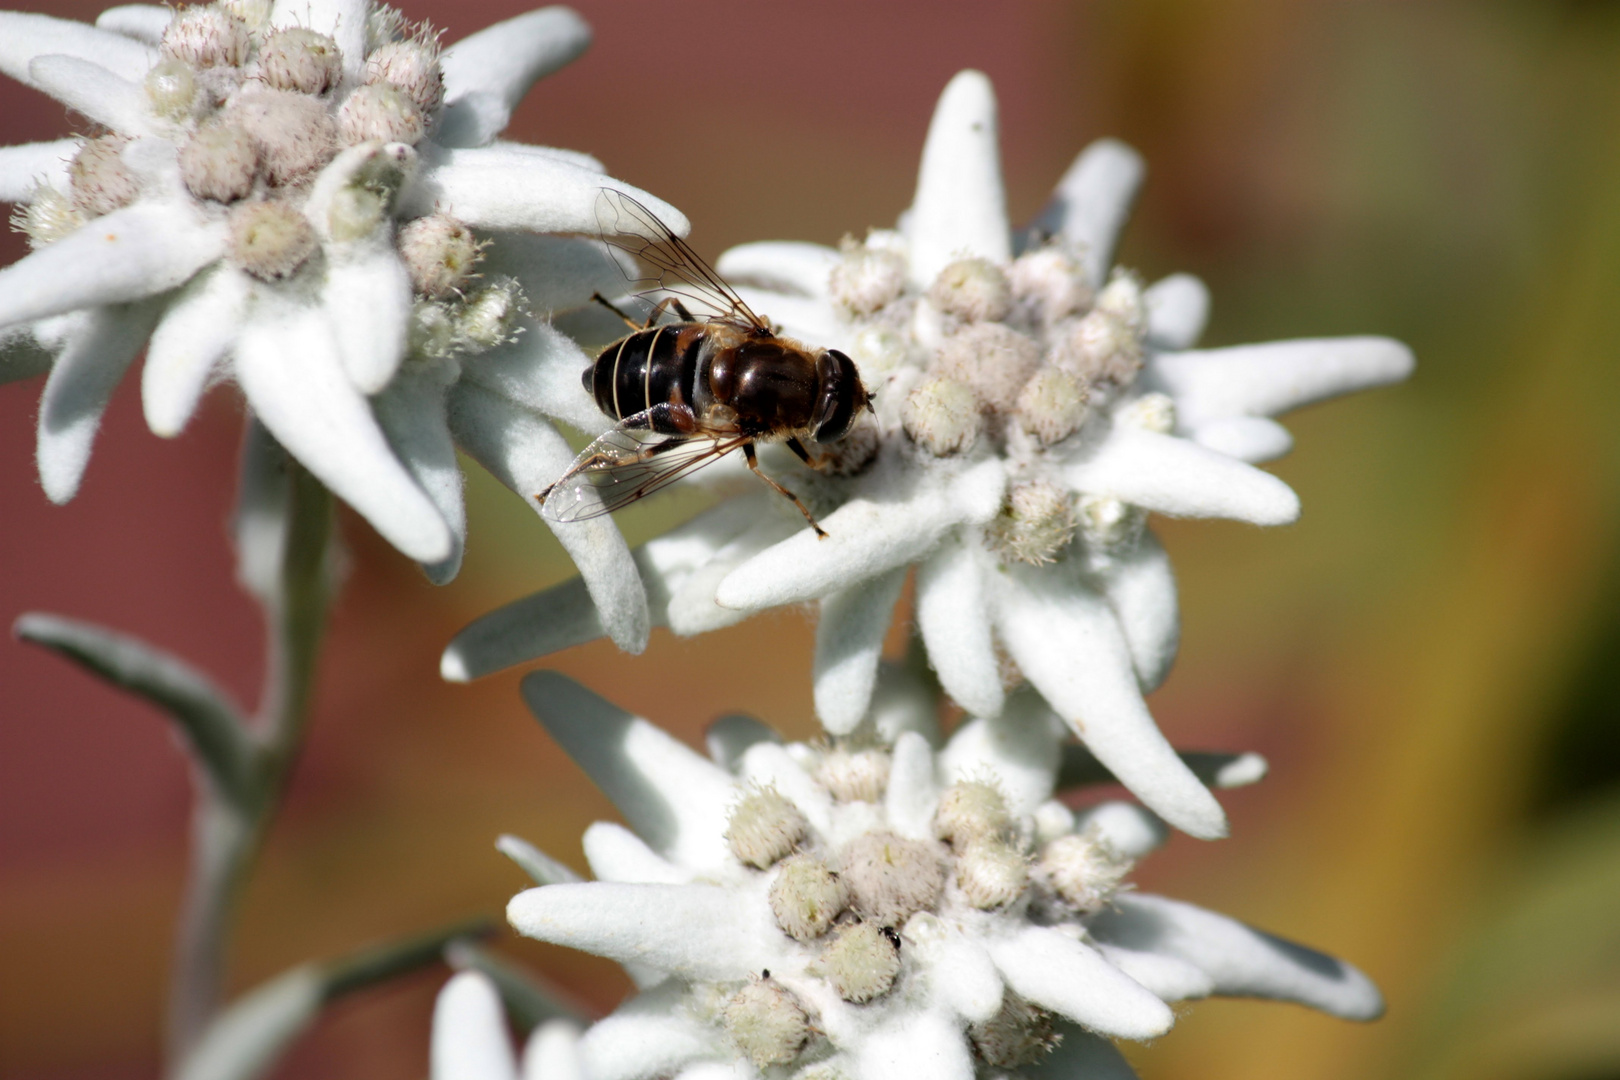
[
  {"x1": 744, "y1": 443, "x2": 827, "y2": 539},
  {"x1": 592, "y1": 292, "x2": 642, "y2": 330},
  {"x1": 642, "y1": 296, "x2": 695, "y2": 328},
  {"x1": 669, "y1": 298, "x2": 696, "y2": 322},
  {"x1": 785, "y1": 436, "x2": 834, "y2": 470}
]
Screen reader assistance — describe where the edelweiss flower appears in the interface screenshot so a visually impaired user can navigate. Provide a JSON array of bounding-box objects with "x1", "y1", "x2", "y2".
[
  {"x1": 503, "y1": 672, "x2": 1381, "y2": 1080},
  {"x1": 432, "y1": 970, "x2": 584, "y2": 1080},
  {"x1": 442, "y1": 70, "x2": 1413, "y2": 837},
  {"x1": 0, "y1": 0, "x2": 675, "y2": 628}
]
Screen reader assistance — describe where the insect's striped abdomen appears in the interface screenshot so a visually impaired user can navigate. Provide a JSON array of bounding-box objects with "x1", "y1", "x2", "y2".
[{"x1": 588, "y1": 324, "x2": 704, "y2": 430}]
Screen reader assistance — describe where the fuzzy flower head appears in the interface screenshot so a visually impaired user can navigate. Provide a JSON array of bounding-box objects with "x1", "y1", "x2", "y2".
[
  {"x1": 443, "y1": 70, "x2": 1413, "y2": 839},
  {"x1": 502, "y1": 672, "x2": 1382, "y2": 1080},
  {"x1": 0, "y1": 0, "x2": 682, "y2": 627}
]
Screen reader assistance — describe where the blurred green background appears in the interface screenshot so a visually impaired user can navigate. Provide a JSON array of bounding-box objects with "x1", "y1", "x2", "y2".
[{"x1": 2, "y1": 2, "x2": 1619, "y2": 1078}]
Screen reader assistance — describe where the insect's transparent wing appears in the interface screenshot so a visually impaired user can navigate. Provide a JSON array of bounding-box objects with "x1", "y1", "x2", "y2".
[
  {"x1": 539, "y1": 422, "x2": 748, "y2": 522},
  {"x1": 596, "y1": 189, "x2": 767, "y2": 331}
]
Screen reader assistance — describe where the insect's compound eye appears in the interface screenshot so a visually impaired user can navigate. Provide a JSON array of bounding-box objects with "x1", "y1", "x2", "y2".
[{"x1": 812, "y1": 350, "x2": 863, "y2": 443}]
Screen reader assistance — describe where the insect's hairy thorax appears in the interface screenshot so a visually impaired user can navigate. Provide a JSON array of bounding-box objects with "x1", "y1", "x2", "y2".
[{"x1": 706, "y1": 336, "x2": 822, "y2": 439}]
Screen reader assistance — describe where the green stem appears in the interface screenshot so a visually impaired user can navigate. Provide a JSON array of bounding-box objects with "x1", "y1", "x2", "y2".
[{"x1": 167, "y1": 458, "x2": 333, "y2": 1067}]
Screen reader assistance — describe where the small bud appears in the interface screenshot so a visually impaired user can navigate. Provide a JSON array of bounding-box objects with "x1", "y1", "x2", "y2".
[
  {"x1": 816, "y1": 746, "x2": 890, "y2": 803},
  {"x1": 397, "y1": 213, "x2": 481, "y2": 297},
  {"x1": 769, "y1": 854, "x2": 848, "y2": 941},
  {"x1": 179, "y1": 122, "x2": 259, "y2": 203},
  {"x1": 1039, "y1": 830, "x2": 1133, "y2": 913},
  {"x1": 321, "y1": 142, "x2": 416, "y2": 242},
  {"x1": 161, "y1": 5, "x2": 251, "y2": 69},
  {"x1": 726, "y1": 787, "x2": 809, "y2": 869},
  {"x1": 228, "y1": 199, "x2": 317, "y2": 280},
  {"x1": 229, "y1": 88, "x2": 338, "y2": 186},
  {"x1": 985, "y1": 479, "x2": 1077, "y2": 567},
  {"x1": 218, "y1": 0, "x2": 272, "y2": 30},
  {"x1": 456, "y1": 276, "x2": 525, "y2": 351},
  {"x1": 1075, "y1": 493, "x2": 1144, "y2": 550},
  {"x1": 932, "y1": 322, "x2": 1041, "y2": 412},
  {"x1": 409, "y1": 298, "x2": 459, "y2": 359},
  {"x1": 821, "y1": 922, "x2": 901, "y2": 1004},
  {"x1": 1119, "y1": 390, "x2": 1175, "y2": 434},
  {"x1": 337, "y1": 83, "x2": 426, "y2": 146},
  {"x1": 144, "y1": 58, "x2": 199, "y2": 120},
  {"x1": 69, "y1": 136, "x2": 140, "y2": 217},
  {"x1": 12, "y1": 186, "x2": 86, "y2": 248},
  {"x1": 365, "y1": 36, "x2": 444, "y2": 115},
  {"x1": 839, "y1": 831, "x2": 946, "y2": 926},
  {"x1": 929, "y1": 257, "x2": 1012, "y2": 323},
  {"x1": 848, "y1": 323, "x2": 908, "y2": 379},
  {"x1": 933, "y1": 780, "x2": 1011, "y2": 846},
  {"x1": 955, "y1": 838, "x2": 1029, "y2": 910},
  {"x1": 1095, "y1": 267, "x2": 1146, "y2": 337},
  {"x1": 969, "y1": 992, "x2": 1060, "y2": 1068},
  {"x1": 1031, "y1": 800, "x2": 1076, "y2": 846},
  {"x1": 1015, "y1": 367, "x2": 1089, "y2": 446},
  {"x1": 1009, "y1": 247, "x2": 1091, "y2": 323},
  {"x1": 1053, "y1": 309, "x2": 1143, "y2": 386},
  {"x1": 367, "y1": 3, "x2": 409, "y2": 51},
  {"x1": 902, "y1": 376, "x2": 980, "y2": 456},
  {"x1": 723, "y1": 978, "x2": 812, "y2": 1068},
  {"x1": 829, "y1": 238, "x2": 907, "y2": 316},
  {"x1": 258, "y1": 28, "x2": 344, "y2": 96}
]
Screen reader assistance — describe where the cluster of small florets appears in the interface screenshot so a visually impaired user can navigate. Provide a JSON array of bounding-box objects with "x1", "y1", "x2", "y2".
[
  {"x1": 701, "y1": 743, "x2": 1136, "y2": 1072},
  {"x1": 827, "y1": 231, "x2": 1156, "y2": 565},
  {"x1": 12, "y1": 1, "x2": 519, "y2": 362}
]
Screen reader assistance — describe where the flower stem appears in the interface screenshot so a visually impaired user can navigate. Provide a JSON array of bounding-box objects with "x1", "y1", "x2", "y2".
[{"x1": 168, "y1": 455, "x2": 333, "y2": 1066}]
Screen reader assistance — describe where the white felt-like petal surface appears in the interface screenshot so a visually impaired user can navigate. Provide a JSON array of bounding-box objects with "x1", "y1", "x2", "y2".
[
  {"x1": 235, "y1": 299, "x2": 452, "y2": 564},
  {"x1": 1092, "y1": 529, "x2": 1179, "y2": 692},
  {"x1": 914, "y1": 534, "x2": 1003, "y2": 718},
  {"x1": 509, "y1": 882, "x2": 775, "y2": 981},
  {"x1": 480, "y1": 234, "x2": 634, "y2": 319},
  {"x1": 520, "y1": 672, "x2": 737, "y2": 872},
  {"x1": 521, "y1": 1021, "x2": 585, "y2": 1080},
  {"x1": 991, "y1": 564, "x2": 1227, "y2": 840},
  {"x1": 408, "y1": 146, "x2": 689, "y2": 236},
  {"x1": 0, "y1": 12, "x2": 157, "y2": 88},
  {"x1": 705, "y1": 714, "x2": 780, "y2": 772},
  {"x1": 1095, "y1": 944, "x2": 1216, "y2": 1003},
  {"x1": 143, "y1": 266, "x2": 247, "y2": 437},
  {"x1": 436, "y1": 7, "x2": 591, "y2": 148},
  {"x1": 431, "y1": 973, "x2": 519, "y2": 1080},
  {"x1": 1089, "y1": 894, "x2": 1384, "y2": 1020},
  {"x1": 0, "y1": 202, "x2": 223, "y2": 329},
  {"x1": 666, "y1": 511, "x2": 802, "y2": 636},
  {"x1": 940, "y1": 690, "x2": 1062, "y2": 818},
  {"x1": 448, "y1": 382, "x2": 649, "y2": 652},
  {"x1": 852, "y1": 1007, "x2": 973, "y2": 1080},
  {"x1": 582, "y1": 822, "x2": 691, "y2": 885},
  {"x1": 374, "y1": 361, "x2": 464, "y2": 584},
  {"x1": 1027, "y1": 139, "x2": 1144, "y2": 286},
  {"x1": 731, "y1": 285, "x2": 849, "y2": 350},
  {"x1": 1143, "y1": 272, "x2": 1209, "y2": 350},
  {"x1": 458, "y1": 318, "x2": 605, "y2": 435},
  {"x1": 95, "y1": 5, "x2": 170, "y2": 44},
  {"x1": 715, "y1": 453, "x2": 1005, "y2": 611},
  {"x1": 36, "y1": 302, "x2": 159, "y2": 503},
  {"x1": 1065, "y1": 422, "x2": 1300, "y2": 525},
  {"x1": 1190, "y1": 415, "x2": 1294, "y2": 463},
  {"x1": 814, "y1": 566, "x2": 907, "y2": 735},
  {"x1": 716, "y1": 241, "x2": 841, "y2": 300},
  {"x1": 988, "y1": 925, "x2": 1173, "y2": 1039},
  {"x1": 928, "y1": 933, "x2": 1003, "y2": 1023},
  {"x1": 0, "y1": 138, "x2": 77, "y2": 201},
  {"x1": 28, "y1": 55, "x2": 150, "y2": 137},
  {"x1": 739, "y1": 741, "x2": 832, "y2": 838},
  {"x1": 441, "y1": 575, "x2": 618, "y2": 682},
  {"x1": 1072, "y1": 801, "x2": 1169, "y2": 860},
  {"x1": 1150, "y1": 337, "x2": 1415, "y2": 426},
  {"x1": 270, "y1": 0, "x2": 365, "y2": 81},
  {"x1": 580, "y1": 984, "x2": 719, "y2": 1080},
  {"x1": 323, "y1": 247, "x2": 411, "y2": 394},
  {"x1": 907, "y1": 70, "x2": 1010, "y2": 287},
  {"x1": 884, "y1": 731, "x2": 940, "y2": 841}
]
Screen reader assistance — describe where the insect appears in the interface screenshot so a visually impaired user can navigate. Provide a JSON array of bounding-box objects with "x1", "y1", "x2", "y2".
[{"x1": 536, "y1": 191, "x2": 870, "y2": 538}]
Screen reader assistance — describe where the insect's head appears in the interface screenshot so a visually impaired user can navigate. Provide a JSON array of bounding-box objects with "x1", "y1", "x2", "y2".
[{"x1": 812, "y1": 349, "x2": 869, "y2": 443}]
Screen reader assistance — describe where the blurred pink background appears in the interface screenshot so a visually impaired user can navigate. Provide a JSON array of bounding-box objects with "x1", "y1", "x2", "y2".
[{"x1": 4, "y1": 2, "x2": 1619, "y2": 1079}]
